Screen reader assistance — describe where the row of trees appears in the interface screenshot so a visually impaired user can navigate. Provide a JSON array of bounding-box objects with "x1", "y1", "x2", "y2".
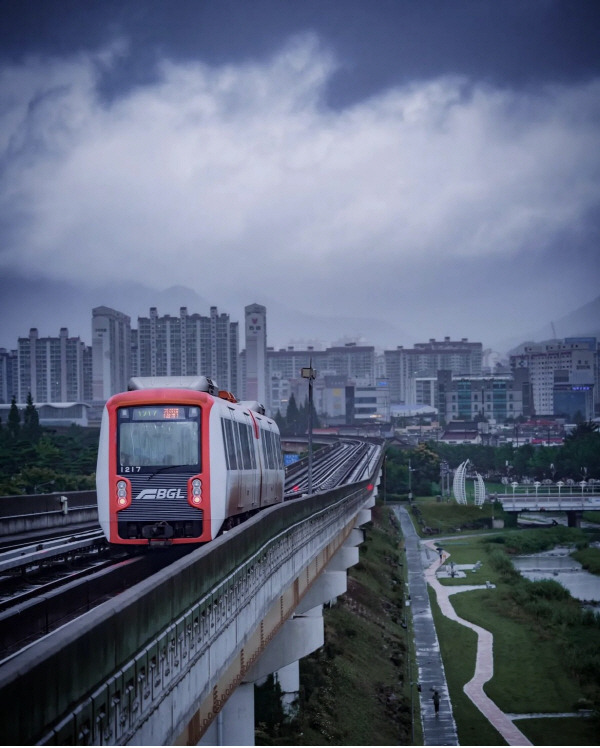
[
  {"x1": 385, "y1": 421, "x2": 600, "y2": 497},
  {"x1": 0, "y1": 396, "x2": 97, "y2": 495},
  {"x1": 273, "y1": 393, "x2": 320, "y2": 437},
  {"x1": 1, "y1": 393, "x2": 599, "y2": 498}
]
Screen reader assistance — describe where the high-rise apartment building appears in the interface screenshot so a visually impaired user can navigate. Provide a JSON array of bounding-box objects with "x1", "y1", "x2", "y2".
[
  {"x1": 134, "y1": 306, "x2": 239, "y2": 393},
  {"x1": 436, "y1": 371, "x2": 526, "y2": 422},
  {"x1": 0, "y1": 348, "x2": 17, "y2": 403},
  {"x1": 243, "y1": 303, "x2": 267, "y2": 404},
  {"x1": 265, "y1": 342, "x2": 377, "y2": 418},
  {"x1": 18, "y1": 327, "x2": 88, "y2": 403},
  {"x1": 92, "y1": 307, "x2": 132, "y2": 400},
  {"x1": 510, "y1": 337, "x2": 597, "y2": 417},
  {"x1": 325, "y1": 344, "x2": 376, "y2": 382},
  {"x1": 384, "y1": 337, "x2": 483, "y2": 404}
]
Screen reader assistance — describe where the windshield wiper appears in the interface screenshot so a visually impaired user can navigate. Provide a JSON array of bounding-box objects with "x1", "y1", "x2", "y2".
[{"x1": 148, "y1": 464, "x2": 197, "y2": 478}]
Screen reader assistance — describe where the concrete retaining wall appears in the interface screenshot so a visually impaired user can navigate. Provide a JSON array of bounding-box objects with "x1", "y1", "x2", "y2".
[{"x1": 0, "y1": 491, "x2": 97, "y2": 536}]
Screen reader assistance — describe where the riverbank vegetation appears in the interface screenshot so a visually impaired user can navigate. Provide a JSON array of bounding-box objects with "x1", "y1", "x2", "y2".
[
  {"x1": 385, "y1": 421, "x2": 600, "y2": 499},
  {"x1": 256, "y1": 501, "x2": 600, "y2": 745},
  {"x1": 431, "y1": 522, "x2": 600, "y2": 745},
  {"x1": 256, "y1": 505, "x2": 414, "y2": 745}
]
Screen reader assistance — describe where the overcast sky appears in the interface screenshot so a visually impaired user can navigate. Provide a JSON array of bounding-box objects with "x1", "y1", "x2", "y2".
[{"x1": 0, "y1": 0, "x2": 598, "y2": 353}]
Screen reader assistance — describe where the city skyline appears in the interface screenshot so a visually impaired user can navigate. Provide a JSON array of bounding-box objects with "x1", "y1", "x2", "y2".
[
  {"x1": 3, "y1": 293, "x2": 596, "y2": 359},
  {"x1": 5, "y1": 314, "x2": 595, "y2": 425},
  {"x1": 0, "y1": 2, "x2": 599, "y2": 353},
  {"x1": 2, "y1": 290, "x2": 599, "y2": 357}
]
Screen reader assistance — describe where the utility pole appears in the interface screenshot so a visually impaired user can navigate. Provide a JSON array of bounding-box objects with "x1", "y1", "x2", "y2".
[{"x1": 301, "y1": 361, "x2": 317, "y2": 495}]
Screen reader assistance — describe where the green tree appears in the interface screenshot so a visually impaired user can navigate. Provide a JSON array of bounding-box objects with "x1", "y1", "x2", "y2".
[
  {"x1": 411, "y1": 443, "x2": 440, "y2": 494},
  {"x1": 22, "y1": 393, "x2": 42, "y2": 443},
  {"x1": 7, "y1": 396, "x2": 20, "y2": 440},
  {"x1": 555, "y1": 421, "x2": 600, "y2": 480},
  {"x1": 35, "y1": 435, "x2": 63, "y2": 469},
  {"x1": 285, "y1": 393, "x2": 300, "y2": 436},
  {"x1": 566, "y1": 420, "x2": 599, "y2": 440},
  {"x1": 384, "y1": 445, "x2": 439, "y2": 496}
]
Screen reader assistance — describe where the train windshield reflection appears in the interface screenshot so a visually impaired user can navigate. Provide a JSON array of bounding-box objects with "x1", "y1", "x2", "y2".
[{"x1": 118, "y1": 419, "x2": 200, "y2": 469}]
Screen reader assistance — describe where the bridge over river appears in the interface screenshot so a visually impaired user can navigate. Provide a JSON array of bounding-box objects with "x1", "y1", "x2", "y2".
[{"x1": 491, "y1": 482, "x2": 600, "y2": 525}]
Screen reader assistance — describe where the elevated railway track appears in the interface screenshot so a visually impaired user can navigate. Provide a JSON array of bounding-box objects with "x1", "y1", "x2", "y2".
[
  {"x1": 0, "y1": 456, "x2": 383, "y2": 745},
  {"x1": 0, "y1": 443, "x2": 382, "y2": 744}
]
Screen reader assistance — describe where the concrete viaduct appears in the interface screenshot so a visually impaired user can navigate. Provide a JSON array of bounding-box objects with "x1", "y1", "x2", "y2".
[{"x1": 0, "y1": 460, "x2": 382, "y2": 745}]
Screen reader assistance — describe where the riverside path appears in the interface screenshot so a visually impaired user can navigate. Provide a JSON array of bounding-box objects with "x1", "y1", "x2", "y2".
[
  {"x1": 394, "y1": 505, "x2": 534, "y2": 747},
  {"x1": 393, "y1": 506, "x2": 458, "y2": 746}
]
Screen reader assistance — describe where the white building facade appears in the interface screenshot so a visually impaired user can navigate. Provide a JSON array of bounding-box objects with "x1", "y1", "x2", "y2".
[
  {"x1": 510, "y1": 338, "x2": 597, "y2": 417},
  {"x1": 92, "y1": 307, "x2": 132, "y2": 401}
]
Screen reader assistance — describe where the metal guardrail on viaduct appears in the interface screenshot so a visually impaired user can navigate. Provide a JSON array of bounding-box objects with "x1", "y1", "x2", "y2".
[{"x1": 0, "y1": 454, "x2": 383, "y2": 745}]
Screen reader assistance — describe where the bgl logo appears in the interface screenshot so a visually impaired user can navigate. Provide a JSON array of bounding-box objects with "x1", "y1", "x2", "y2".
[{"x1": 137, "y1": 488, "x2": 186, "y2": 500}]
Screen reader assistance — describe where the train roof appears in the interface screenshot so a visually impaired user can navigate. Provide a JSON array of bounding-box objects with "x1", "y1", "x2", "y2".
[
  {"x1": 127, "y1": 376, "x2": 266, "y2": 414},
  {"x1": 128, "y1": 376, "x2": 219, "y2": 395}
]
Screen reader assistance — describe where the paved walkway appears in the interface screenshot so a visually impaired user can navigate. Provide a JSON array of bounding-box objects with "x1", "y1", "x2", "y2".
[
  {"x1": 394, "y1": 506, "x2": 533, "y2": 747},
  {"x1": 394, "y1": 507, "x2": 458, "y2": 746}
]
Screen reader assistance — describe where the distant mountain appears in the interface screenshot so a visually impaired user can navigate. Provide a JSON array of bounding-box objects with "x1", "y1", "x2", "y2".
[
  {"x1": 0, "y1": 277, "x2": 410, "y2": 352},
  {"x1": 1, "y1": 273, "x2": 596, "y2": 356},
  {"x1": 536, "y1": 294, "x2": 600, "y2": 340},
  {"x1": 500, "y1": 295, "x2": 600, "y2": 355},
  {"x1": 257, "y1": 295, "x2": 411, "y2": 352}
]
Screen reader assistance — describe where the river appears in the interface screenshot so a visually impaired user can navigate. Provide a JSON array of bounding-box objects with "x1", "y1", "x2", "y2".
[{"x1": 512, "y1": 546, "x2": 600, "y2": 603}]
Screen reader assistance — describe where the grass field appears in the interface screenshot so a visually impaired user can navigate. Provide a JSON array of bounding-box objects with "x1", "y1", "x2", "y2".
[{"x1": 427, "y1": 519, "x2": 600, "y2": 745}]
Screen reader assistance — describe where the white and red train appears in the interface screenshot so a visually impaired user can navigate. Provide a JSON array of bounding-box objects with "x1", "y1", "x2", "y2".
[{"x1": 96, "y1": 376, "x2": 285, "y2": 546}]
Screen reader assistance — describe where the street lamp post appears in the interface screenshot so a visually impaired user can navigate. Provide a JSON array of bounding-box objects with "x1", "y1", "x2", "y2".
[{"x1": 301, "y1": 362, "x2": 317, "y2": 495}]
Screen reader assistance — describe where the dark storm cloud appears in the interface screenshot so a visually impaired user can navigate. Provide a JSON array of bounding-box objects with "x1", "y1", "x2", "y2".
[
  {"x1": 0, "y1": 2, "x2": 598, "y2": 352},
  {"x1": 2, "y1": 1, "x2": 599, "y2": 98}
]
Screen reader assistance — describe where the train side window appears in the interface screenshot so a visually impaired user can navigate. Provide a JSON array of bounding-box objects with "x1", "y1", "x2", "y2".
[
  {"x1": 221, "y1": 418, "x2": 237, "y2": 470},
  {"x1": 238, "y1": 422, "x2": 253, "y2": 470},
  {"x1": 232, "y1": 419, "x2": 243, "y2": 470},
  {"x1": 247, "y1": 423, "x2": 256, "y2": 469},
  {"x1": 275, "y1": 433, "x2": 284, "y2": 468},
  {"x1": 262, "y1": 429, "x2": 274, "y2": 469},
  {"x1": 242, "y1": 413, "x2": 258, "y2": 469},
  {"x1": 263, "y1": 430, "x2": 271, "y2": 470}
]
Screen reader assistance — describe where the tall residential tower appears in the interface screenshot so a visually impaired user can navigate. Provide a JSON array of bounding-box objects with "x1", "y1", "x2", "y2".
[
  {"x1": 92, "y1": 307, "x2": 132, "y2": 400},
  {"x1": 243, "y1": 303, "x2": 267, "y2": 405}
]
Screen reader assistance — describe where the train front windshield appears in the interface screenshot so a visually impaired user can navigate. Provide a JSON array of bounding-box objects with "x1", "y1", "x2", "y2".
[{"x1": 117, "y1": 405, "x2": 201, "y2": 472}]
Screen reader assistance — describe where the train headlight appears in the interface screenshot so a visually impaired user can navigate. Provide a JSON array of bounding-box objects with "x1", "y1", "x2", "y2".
[
  {"x1": 191, "y1": 478, "x2": 202, "y2": 505},
  {"x1": 116, "y1": 480, "x2": 130, "y2": 508}
]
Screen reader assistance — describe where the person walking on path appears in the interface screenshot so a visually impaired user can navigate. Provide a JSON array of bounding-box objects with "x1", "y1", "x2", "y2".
[{"x1": 432, "y1": 689, "x2": 440, "y2": 717}]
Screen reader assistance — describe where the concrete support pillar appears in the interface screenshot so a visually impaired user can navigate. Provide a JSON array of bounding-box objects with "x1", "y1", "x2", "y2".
[
  {"x1": 364, "y1": 494, "x2": 376, "y2": 509},
  {"x1": 199, "y1": 516, "x2": 367, "y2": 746},
  {"x1": 347, "y1": 527, "x2": 365, "y2": 547},
  {"x1": 567, "y1": 510, "x2": 582, "y2": 528},
  {"x1": 327, "y1": 544, "x2": 359, "y2": 572},
  {"x1": 247, "y1": 606, "x2": 324, "y2": 682},
  {"x1": 296, "y1": 571, "x2": 347, "y2": 613},
  {"x1": 275, "y1": 660, "x2": 300, "y2": 716},
  {"x1": 198, "y1": 682, "x2": 255, "y2": 746}
]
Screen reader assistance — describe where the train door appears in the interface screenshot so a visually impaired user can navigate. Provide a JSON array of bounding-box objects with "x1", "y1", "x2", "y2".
[
  {"x1": 221, "y1": 409, "x2": 260, "y2": 516},
  {"x1": 256, "y1": 419, "x2": 285, "y2": 507},
  {"x1": 238, "y1": 410, "x2": 260, "y2": 510}
]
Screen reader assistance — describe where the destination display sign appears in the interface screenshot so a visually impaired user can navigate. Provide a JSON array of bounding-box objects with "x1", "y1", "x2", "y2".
[{"x1": 129, "y1": 406, "x2": 198, "y2": 421}]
